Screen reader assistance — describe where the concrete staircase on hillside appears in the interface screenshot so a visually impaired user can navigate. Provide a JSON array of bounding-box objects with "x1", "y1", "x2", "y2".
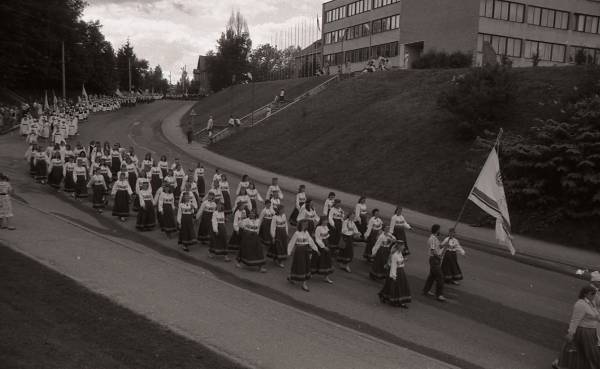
[{"x1": 196, "y1": 75, "x2": 339, "y2": 146}]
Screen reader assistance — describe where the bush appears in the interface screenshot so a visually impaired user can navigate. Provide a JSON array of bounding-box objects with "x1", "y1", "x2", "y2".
[
  {"x1": 438, "y1": 65, "x2": 514, "y2": 138},
  {"x1": 412, "y1": 50, "x2": 472, "y2": 69}
]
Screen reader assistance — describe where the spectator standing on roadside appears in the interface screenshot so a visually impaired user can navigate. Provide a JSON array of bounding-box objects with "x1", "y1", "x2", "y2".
[
  {"x1": 206, "y1": 115, "x2": 214, "y2": 139},
  {"x1": 0, "y1": 173, "x2": 16, "y2": 230}
]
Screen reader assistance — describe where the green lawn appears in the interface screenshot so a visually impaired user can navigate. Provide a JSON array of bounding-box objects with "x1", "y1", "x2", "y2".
[{"x1": 207, "y1": 67, "x2": 595, "y2": 250}]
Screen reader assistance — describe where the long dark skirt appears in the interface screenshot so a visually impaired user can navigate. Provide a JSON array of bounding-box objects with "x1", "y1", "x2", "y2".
[
  {"x1": 111, "y1": 157, "x2": 121, "y2": 179},
  {"x1": 64, "y1": 170, "x2": 75, "y2": 192},
  {"x1": 29, "y1": 157, "x2": 36, "y2": 176},
  {"x1": 197, "y1": 211, "x2": 213, "y2": 241},
  {"x1": 393, "y1": 226, "x2": 408, "y2": 249},
  {"x1": 310, "y1": 244, "x2": 333, "y2": 276},
  {"x1": 555, "y1": 339, "x2": 591, "y2": 369},
  {"x1": 238, "y1": 231, "x2": 265, "y2": 266},
  {"x1": 369, "y1": 247, "x2": 391, "y2": 280},
  {"x1": 160, "y1": 204, "x2": 177, "y2": 234},
  {"x1": 75, "y1": 175, "x2": 88, "y2": 198},
  {"x1": 112, "y1": 190, "x2": 130, "y2": 217},
  {"x1": 563, "y1": 327, "x2": 600, "y2": 369},
  {"x1": 250, "y1": 199, "x2": 257, "y2": 212},
  {"x1": 136, "y1": 200, "x2": 156, "y2": 231},
  {"x1": 267, "y1": 227, "x2": 288, "y2": 261},
  {"x1": 338, "y1": 235, "x2": 355, "y2": 263},
  {"x1": 150, "y1": 174, "x2": 161, "y2": 196},
  {"x1": 35, "y1": 160, "x2": 48, "y2": 181},
  {"x1": 197, "y1": 177, "x2": 206, "y2": 197},
  {"x1": 47, "y1": 166, "x2": 63, "y2": 189},
  {"x1": 378, "y1": 268, "x2": 412, "y2": 306},
  {"x1": 160, "y1": 168, "x2": 167, "y2": 178},
  {"x1": 442, "y1": 251, "x2": 463, "y2": 282},
  {"x1": 289, "y1": 245, "x2": 311, "y2": 282},
  {"x1": 222, "y1": 191, "x2": 232, "y2": 215},
  {"x1": 127, "y1": 173, "x2": 137, "y2": 193},
  {"x1": 228, "y1": 230, "x2": 242, "y2": 252},
  {"x1": 307, "y1": 220, "x2": 316, "y2": 236},
  {"x1": 91, "y1": 184, "x2": 106, "y2": 209},
  {"x1": 363, "y1": 230, "x2": 381, "y2": 261},
  {"x1": 355, "y1": 214, "x2": 367, "y2": 237},
  {"x1": 329, "y1": 219, "x2": 342, "y2": 248},
  {"x1": 174, "y1": 178, "x2": 183, "y2": 200},
  {"x1": 178, "y1": 214, "x2": 196, "y2": 246},
  {"x1": 210, "y1": 223, "x2": 229, "y2": 256},
  {"x1": 132, "y1": 193, "x2": 140, "y2": 212},
  {"x1": 289, "y1": 206, "x2": 301, "y2": 226},
  {"x1": 259, "y1": 218, "x2": 273, "y2": 245}
]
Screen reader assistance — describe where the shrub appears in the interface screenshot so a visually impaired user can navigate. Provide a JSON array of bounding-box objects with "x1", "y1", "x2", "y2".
[
  {"x1": 438, "y1": 65, "x2": 514, "y2": 138},
  {"x1": 412, "y1": 50, "x2": 472, "y2": 69},
  {"x1": 574, "y1": 49, "x2": 587, "y2": 65}
]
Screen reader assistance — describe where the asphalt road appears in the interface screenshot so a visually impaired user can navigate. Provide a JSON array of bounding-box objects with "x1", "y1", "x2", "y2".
[{"x1": 1, "y1": 100, "x2": 587, "y2": 369}]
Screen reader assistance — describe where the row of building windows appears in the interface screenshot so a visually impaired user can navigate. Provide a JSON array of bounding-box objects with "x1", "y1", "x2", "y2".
[
  {"x1": 524, "y1": 40, "x2": 566, "y2": 62},
  {"x1": 478, "y1": 33, "x2": 522, "y2": 57},
  {"x1": 478, "y1": 33, "x2": 566, "y2": 62},
  {"x1": 324, "y1": 41, "x2": 400, "y2": 65},
  {"x1": 527, "y1": 6, "x2": 569, "y2": 30},
  {"x1": 575, "y1": 14, "x2": 600, "y2": 35},
  {"x1": 480, "y1": 0, "x2": 524, "y2": 23},
  {"x1": 324, "y1": 14, "x2": 400, "y2": 44},
  {"x1": 569, "y1": 46, "x2": 600, "y2": 65},
  {"x1": 325, "y1": 0, "x2": 399, "y2": 23}
]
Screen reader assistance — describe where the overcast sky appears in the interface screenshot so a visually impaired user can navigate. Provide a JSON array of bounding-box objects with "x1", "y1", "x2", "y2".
[{"x1": 83, "y1": 0, "x2": 323, "y2": 82}]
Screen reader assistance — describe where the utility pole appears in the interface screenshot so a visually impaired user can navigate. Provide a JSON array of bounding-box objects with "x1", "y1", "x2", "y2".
[
  {"x1": 128, "y1": 57, "x2": 132, "y2": 93},
  {"x1": 61, "y1": 41, "x2": 66, "y2": 99}
]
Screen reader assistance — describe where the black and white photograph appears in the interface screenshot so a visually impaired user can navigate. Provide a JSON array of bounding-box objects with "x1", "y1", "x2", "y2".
[{"x1": 1, "y1": 0, "x2": 600, "y2": 368}]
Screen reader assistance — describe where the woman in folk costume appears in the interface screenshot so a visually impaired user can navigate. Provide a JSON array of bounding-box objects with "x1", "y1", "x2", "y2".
[
  {"x1": 354, "y1": 197, "x2": 368, "y2": 240},
  {"x1": 20, "y1": 115, "x2": 30, "y2": 136},
  {"x1": 140, "y1": 152, "x2": 153, "y2": 173},
  {"x1": 125, "y1": 156, "x2": 138, "y2": 199},
  {"x1": 218, "y1": 174, "x2": 233, "y2": 215},
  {"x1": 363, "y1": 209, "x2": 383, "y2": 261},
  {"x1": 148, "y1": 160, "x2": 163, "y2": 197},
  {"x1": 289, "y1": 184, "x2": 307, "y2": 226},
  {"x1": 378, "y1": 243, "x2": 411, "y2": 308},
  {"x1": 133, "y1": 171, "x2": 149, "y2": 212},
  {"x1": 158, "y1": 155, "x2": 169, "y2": 178},
  {"x1": 441, "y1": 228, "x2": 466, "y2": 285},
  {"x1": 265, "y1": 177, "x2": 283, "y2": 203},
  {"x1": 212, "y1": 168, "x2": 222, "y2": 185},
  {"x1": 370, "y1": 227, "x2": 398, "y2": 280},
  {"x1": 196, "y1": 192, "x2": 217, "y2": 244},
  {"x1": 236, "y1": 209, "x2": 267, "y2": 272},
  {"x1": 234, "y1": 186, "x2": 252, "y2": 213},
  {"x1": 62, "y1": 156, "x2": 76, "y2": 193},
  {"x1": 47, "y1": 152, "x2": 64, "y2": 190},
  {"x1": 193, "y1": 162, "x2": 206, "y2": 197},
  {"x1": 136, "y1": 181, "x2": 156, "y2": 231},
  {"x1": 110, "y1": 144, "x2": 122, "y2": 179},
  {"x1": 311, "y1": 216, "x2": 334, "y2": 284},
  {"x1": 339, "y1": 212, "x2": 361, "y2": 273},
  {"x1": 116, "y1": 163, "x2": 129, "y2": 186},
  {"x1": 268, "y1": 205, "x2": 288, "y2": 268},
  {"x1": 322, "y1": 192, "x2": 336, "y2": 216},
  {"x1": 177, "y1": 192, "x2": 197, "y2": 251},
  {"x1": 297, "y1": 199, "x2": 320, "y2": 236},
  {"x1": 208, "y1": 203, "x2": 230, "y2": 260},
  {"x1": 41, "y1": 118, "x2": 50, "y2": 140},
  {"x1": 206, "y1": 179, "x2": 224, "y2": 204},
  {"x1": 172, "y1": 162, "x2": 186, "y2": 202},
  {"x1": 24, "y1": 143, "x2": 39, "y2": 177},
  {"x1": 157, "y1": 184, "x2": 177, "y2": 238},
  {"x1": 87, "y1": 167, "x2": 107, "y2": 213},
  {"x1": 390, "y1": 206, "x2": 412, "y2": 255},
  {"x1": 163, "y1": 169, "x2": 177, "y2": 193},
  {"x1": 98, "y1": 159, "x2": 112, "y2": 197},
  {"x1": 111, "y1": 172, "x2": 133, "y2": 221},
  {"x1": 184, "y1": 174, "x2": 201, "y2": 206},
  {"x1": 287, "y1": 220, "x2": 320, "y2": 292},
  {"x1": 328, "y1": 199, "x2": 344, "y2": 254},
  {"x1": 73, "y1": 157, "x2": 89, "y2": 198},
  {"x1": 236, "y1": 174, "x2": 250, "y2": 196},
  {"x1": 246, "y1": 181, "x2": 263, "y2": 212},
  {"x1": 0, "y1": 173, "x2": 16, "y2": 230},
  {"x1": 64, "y1": 143, "x2": 75, "y2": 163},
  {"x1": 33, "y1": 146, "x2": 50, "y2": 184},
  {"x1": 258, "y1": 199, "x2": 276, "y2": 246},
  {"x1": 127, "y1": 147, "x2": 139, "y2": 169},
  {"x1": 229, "y1": 203, "x2": 247, "y2": 254}
]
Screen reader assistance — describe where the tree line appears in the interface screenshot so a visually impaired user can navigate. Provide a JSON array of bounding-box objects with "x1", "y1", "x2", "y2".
[{"x1": 0, "y1": 0, "x2": 168, "y2": 97}]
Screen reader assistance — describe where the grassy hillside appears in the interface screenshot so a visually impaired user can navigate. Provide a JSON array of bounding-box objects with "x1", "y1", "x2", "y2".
[
  {"x1": 181, "y1": 76, "x2": 330, "y2": 130},
  {"x1": 209, "y1": 67, "x2": 595, "y2": 249}
]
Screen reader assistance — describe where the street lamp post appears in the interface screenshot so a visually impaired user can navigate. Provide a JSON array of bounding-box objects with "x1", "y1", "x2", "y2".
[{"x1": 61, "y1": 41, "x2": 66, "y2": 99}]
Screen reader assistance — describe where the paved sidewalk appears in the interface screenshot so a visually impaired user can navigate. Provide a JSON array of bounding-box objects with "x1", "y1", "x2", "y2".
[{"x1": 163, "y1": 103, "x2": 598, "y2": 273}]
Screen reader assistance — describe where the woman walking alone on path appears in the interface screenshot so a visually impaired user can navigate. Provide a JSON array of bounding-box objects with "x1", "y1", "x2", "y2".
[
  {"x1": 312, "y1": 216, "x2": 334, "y2": 284},
  {"x1": 363, "y1": 209, "x2": 383, "y2": 262},
  {"x1": 269, "y1": 205, "x2": 288, "y2": 268},
  {"x1": 287, "y1": 220, "x2": 320, "y2": 292},
  {"x1": 369, "y1": 227, "x2": 397, "y2": 280},
  {"x1": 378, "y1": 243, "x2": 411, "y2": 309},
  {"x1": 339, "y1": 212, "x2": 360, "y2": 273},
  {"x1": 0, "y1": 173, "x2": 16, "y2": 230},
  {"x1": 237, "y1": 209, "x2": 267, "y2": 272},
  {"x1": 177, "y1": 192, "x2": 197, "y2": 252},
  {"x1": 209, "y1": 203, "x2": 230, "y2": 261},
  {"x1": 289, "y1": 184, "x2": 307, "y2": 226},
  {"x1": 390, "y1": 206, "x2": 412, "y2": 255},
  {"x1": 197, "y1": 192, "x2": 217, "y2": 244},
  {"x1": 111, "y1": 172, "x2": 133, "y2": 221},
  {"x1": 441, "y1": 228, "x2": 466, "y2": 285},
  {"x1": 354, "y1": 197, "x2": 368, "y2": 240}
]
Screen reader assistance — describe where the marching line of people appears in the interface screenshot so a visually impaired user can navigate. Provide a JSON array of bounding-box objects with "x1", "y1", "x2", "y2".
[{"x1": 21, "y1": 135, "x2": 469, "y2": 306}]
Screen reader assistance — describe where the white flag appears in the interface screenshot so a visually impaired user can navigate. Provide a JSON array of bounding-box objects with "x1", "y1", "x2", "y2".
[
  {"x1": 115, "y1": 88, "x2": 124, "y2": 97},
  {"x1": 468, "y1": 147, "x2": 515, "y2": 255},
  {"x1": 82, "y1": 84, "x2": 88, "y2": 102}
]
